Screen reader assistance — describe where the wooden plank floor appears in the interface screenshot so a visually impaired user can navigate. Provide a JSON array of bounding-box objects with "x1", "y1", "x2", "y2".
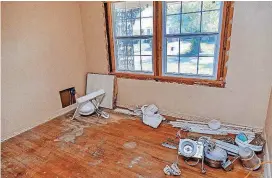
[{"x1": 1, "y1": 111, "x2": 264, "y2": 178}]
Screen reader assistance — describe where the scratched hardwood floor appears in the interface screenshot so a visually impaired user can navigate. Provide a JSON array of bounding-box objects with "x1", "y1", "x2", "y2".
[{"x1": 1, "y1": 111, "x2": 263, "y2": 178}]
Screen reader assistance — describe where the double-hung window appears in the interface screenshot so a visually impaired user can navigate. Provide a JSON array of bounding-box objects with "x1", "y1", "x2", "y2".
[
  {"x1": 106, "y1": 1, "x2": 233, "y2": 87},
  {"x1": 164, "y1": 1, "x2": 223, "y2": 78},
  {"x1": 111, "y1": 2, "x2": 154, "y2": 73}
]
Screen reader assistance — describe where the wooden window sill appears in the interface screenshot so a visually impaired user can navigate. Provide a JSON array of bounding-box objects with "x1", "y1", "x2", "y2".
[{"x1": 110, "y1": 72, "x2": 225, "y2": 88}]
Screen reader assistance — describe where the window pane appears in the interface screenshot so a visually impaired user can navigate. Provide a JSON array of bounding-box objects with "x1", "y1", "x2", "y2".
[
  {"x1": 200, "y1": 36, "x2": 217, "y2": 56},
  {"x1": 112, "y1": 2, "x2": 153, "y2": 73},
  {"x1": 128, "y1": 40, "x2": 140, "y2": 56},
  {"x1": 166, "y1": 2, "x2": 181, "y2": 15},
  {"x1": 127, "y1": 19, "x2": 140, "y2": 36},
  {"x1": 181, "y1": 13, "x2": 201, "y2": 33},
  {"x1": 198, "y1": 57, "x2": 214, "y2": 75},
  {"x1": 162, "y1": 1, "x2": 223, "y2": 78},
  {"x1": 126, "y1": 2, "x2": 141, "y2": 18},
  {"x1": 167, "y1": 38, "x2": 179, "y2": 55},
  {"x1": 132, "y1": 40, "x2": 141, "y2": 55},
  {"x1": 141, "y1": 56, "x2": 153, "y2": 72},
  {"x1": 166, "y1": 56, "x2": 179, "y2": 73},
  {"x1": 201, "y1": 11, "x2": 220, "y2": 32},
  {"x1": 182, "y1": 1, "x2": 201, "y2": 13},
  {"x1": 180, "y1": 57, "x2": 197, "y2": 74},
  {"x1": 126, "y1": 8, "x2": 141, "y2": 19},
  {"x1": 141, "y1": 18, "x2": 153, "y2": 35},
  {"x1": 141, "y1": 38, "x2": 152, "y2": 55},
  {"x1": 166, "y1": 15, "x2": 180, "y2": 34},
  {"x1": 180, "y1": 37, "x2": 200, "y2": 57},
  {"x1": 141, "y1": 2, "x2": 153, "y2": 17},
  {"x1": 117, "y1": 56, "x2": 127, "y2": 71},
  {"x1": 133, "y1": 56, "x2": 142, "y2": 71},
  {"x1": 127, "y1": 56, "x2": 135, "y2": 70},
  {"x1": 113, "y1": 2, "x2": 126, "y2": 20},
  {"x1": 116, "y1": 39, "x2": 127, "y2": 56},
  {"x1": 115, "y1": 20, "x2": 126, "y2": 37},
  {"x1": 116, "y1": 39, "x2": 140, "y2": 56},
  {"x1": 203, "y1": 1, "x2": 221, "y2": 11}
]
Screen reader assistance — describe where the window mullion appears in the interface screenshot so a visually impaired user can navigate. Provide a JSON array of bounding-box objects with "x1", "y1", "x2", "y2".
[
  {"x1": 154, "y1": 1, "x2": 163, "y2": 76},
  {"x1": 196, "y1": 2, "x2": 204, "y2": 75},
  {"x1": 140, "y1": 2, "x2": 143, "y2": 71},
  {"x1": 125, "y1": 2, "x2": 128, "y2": 71},
  {"x1": 178, "y1": 2, "x2": 182, "y2": 73}
]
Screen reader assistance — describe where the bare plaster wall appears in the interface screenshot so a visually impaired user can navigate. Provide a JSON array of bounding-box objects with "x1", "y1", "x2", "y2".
[
  {"x1": 79, "y1": 2, "x2": 109, "y2": 74},
  {"x1": 1, "y1": 2, "x2": 87, "y2": 140},
  {"x1": 81, "y1": 2, "x2": 272, "y2": 128}
]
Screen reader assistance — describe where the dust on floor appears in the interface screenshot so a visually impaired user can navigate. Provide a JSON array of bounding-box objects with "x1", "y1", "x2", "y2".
[{"x1": 55, "y1": 111, "x2": 139, "y2": 143}]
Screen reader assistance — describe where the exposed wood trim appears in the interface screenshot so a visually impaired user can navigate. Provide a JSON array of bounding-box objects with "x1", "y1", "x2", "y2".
[
  {"x1": 155, "y1": 76, "x2": 224, "y2": 88},
  {"x1": 156, "y1": 1, "x2": 163, "y2": 77},
  {"x1": 223, "y1": 2, "x2": 235, "y2": 81},
  {"x1": 110, "y1": 72, "x2": 155, "y2": 80},
  {"x1": 103, "y1": 3, "x2": 112, "y2": 74},
  {"x1": 217, "y1": 2, "x2": 234, "y2": 82},
  {"x1": 110, "y1": 72, "x2": 225, "y2": 88},
  {"x1": 106, "y1": 2, "x2": 116, "y2": 72},
  {"x1": 105, "y1": 2, "x2": 233, "y2": 88}
]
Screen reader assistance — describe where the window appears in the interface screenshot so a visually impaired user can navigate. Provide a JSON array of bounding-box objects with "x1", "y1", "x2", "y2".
[
  {"x1": 111, "y1": 2, "x2": 154, "y2": 73},
  {"x1": 106, "y1": 1, "x2": 234, "y2": 87},
  {"x1": 164, "y1": 1, "x2": 222, "y2": 79}
]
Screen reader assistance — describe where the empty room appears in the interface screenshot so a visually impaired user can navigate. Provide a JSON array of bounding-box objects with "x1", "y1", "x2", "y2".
[{"x1": 1, "y1": 1, "x2": 272, "y2": 177}]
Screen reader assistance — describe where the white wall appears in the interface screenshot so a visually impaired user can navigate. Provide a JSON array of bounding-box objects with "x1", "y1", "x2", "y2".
[
  {"x1": 1, "y1": 2, "x2": 87, "y2": 140},
  {"x1": 2, "y1": 2, "x2": 272, "y2": 141},
  {"x1": 80, "y1": 2, "x2": 109, "y2": 74},
  {"x1": 81, "y1": 2, "x2": 272, "y2": 128}
]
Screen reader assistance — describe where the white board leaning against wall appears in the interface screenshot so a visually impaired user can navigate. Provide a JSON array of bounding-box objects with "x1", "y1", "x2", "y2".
[{"x1": 86, "y1": 73, "x2": 116, "y2": 109}]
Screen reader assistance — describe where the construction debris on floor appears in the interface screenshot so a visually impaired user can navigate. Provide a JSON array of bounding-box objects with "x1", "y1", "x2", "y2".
[
  {"x1": 141, "y1": 104, "x2": 165, "y2": 128},
  {"x1": 55, "y1": 102, "x2": 266, "y2": 177},
  {"x1": 112, "y1": 105, "x2": 266, "y2": 176},
  {"x1": 114, "y1": 104, "x2": 165, "y2": 128},
  {"x1": 163, "y1": 162, "x2": 181, "y2": 176},
  {"x1": 72, "y1": 89, "x2": 110, "y2": 120},
  {"x1": 163, "y1": 118, "x2": 266, "y2": 176}
]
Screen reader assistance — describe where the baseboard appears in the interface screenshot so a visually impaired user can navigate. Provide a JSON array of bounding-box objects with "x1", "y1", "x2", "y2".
[
  {"x1": 1, "y1": 103, "x2": 77, "y2": 142},
  {"x1": 263, "y1": 129, "x2": 272, "y2": 178},
  {"x1": 50, "y1": 103, "x2": 77, "y2": 119}
]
